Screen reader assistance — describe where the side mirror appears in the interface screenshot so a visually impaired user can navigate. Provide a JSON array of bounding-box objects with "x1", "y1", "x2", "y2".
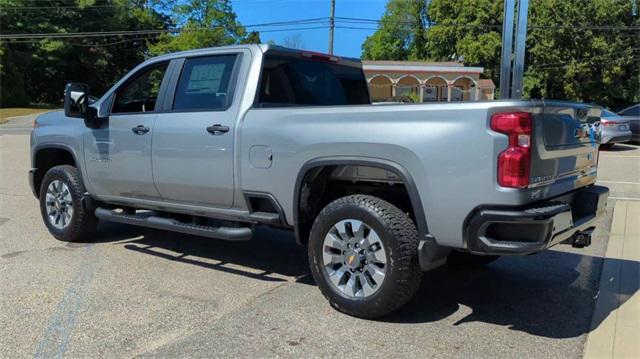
[{"x1": 64, "y1": 83, "x2": 91, "y2": 120}]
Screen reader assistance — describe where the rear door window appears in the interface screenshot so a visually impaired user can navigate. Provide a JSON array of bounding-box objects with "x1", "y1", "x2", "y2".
[
  {"x1": 173, "y1": 55, "x2": 237, "y2": 111},
  {"x1": 257, "y1": 55, "x2": 370, "y2": 107}
]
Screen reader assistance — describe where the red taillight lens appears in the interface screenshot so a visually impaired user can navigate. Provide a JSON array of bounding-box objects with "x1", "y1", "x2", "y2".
[
  {"x1": 491, "y1": 112, "x2": 532, "y2": 188},
  {"x1": 600, "y1": 119, "x2": 614, "y2": 126}
]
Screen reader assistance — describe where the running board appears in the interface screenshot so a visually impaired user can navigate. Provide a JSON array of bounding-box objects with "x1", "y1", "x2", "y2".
[
  {"x1": 94, "y1": 207, "x2": 253, "y2": 241},
  {"x1": 248, "y1": 211, "x2": 281, "y2": 224}
]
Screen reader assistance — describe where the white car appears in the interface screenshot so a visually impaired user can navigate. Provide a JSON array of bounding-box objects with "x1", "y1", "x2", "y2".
[
  {"x1": 618, "y1": 104, "x2": 640, "y2": 143},
  {"x1": 600, "y1": 109, "x2": 632, "y2": 146}
]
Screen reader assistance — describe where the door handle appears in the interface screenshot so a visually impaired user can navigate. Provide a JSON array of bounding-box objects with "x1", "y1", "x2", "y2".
[
  {"x1": 206, "y1": 124, "x2": 230, "y2": 135},
  {"x1": 132, "y1": 125, "x2": 150, "y2": 135}
]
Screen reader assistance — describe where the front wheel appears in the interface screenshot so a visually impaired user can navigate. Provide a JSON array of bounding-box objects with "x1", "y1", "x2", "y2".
[
  {"x1": 39, "y1": 165, "x2": 98, "y2": 242},
  {"x1": 308, "y1": 195, "x2": 422, "y2": 319}
]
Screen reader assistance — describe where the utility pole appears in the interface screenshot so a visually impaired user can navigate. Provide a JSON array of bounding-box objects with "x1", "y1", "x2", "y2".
[
  {"x1": 328, "y1": 0, "x2": 335, "y2": 54},
  {"x1": 499, "y1": 0, "x2": 529, "y2": 99},
  {"x1": 510, "y1": 0, "x2": 529, "y2": 99},
  {"x1": 499, "y1": 0, "x2": 515, "y2": 99}
]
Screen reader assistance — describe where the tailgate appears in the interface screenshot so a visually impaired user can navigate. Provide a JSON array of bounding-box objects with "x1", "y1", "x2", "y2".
[{"x1": 529, "y1": 101, "x2": 601, "y2": 190}]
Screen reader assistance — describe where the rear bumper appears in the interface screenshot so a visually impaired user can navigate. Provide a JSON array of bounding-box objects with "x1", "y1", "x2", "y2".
[
  {"x1": 601, "y1": 132, "x2": 632, "y2": 144},
  {"x1": 464, "y1": 185, "x2": 609, "y2": 255}
]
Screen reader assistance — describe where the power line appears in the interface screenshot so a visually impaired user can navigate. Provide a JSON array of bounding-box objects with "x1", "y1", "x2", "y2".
[
  {"x1": 0, "y1": 25, "x2": 330, "y2": 42},
  {"x1": 336, "y1": 17, "x2": 640, "y2": 31},
  {"x1": 0, "y1": 18, "x2": 330, "y2": 39},
  {"x1": 0, "y1": 4, "x2": 120, "y2": 10},
  {"x1": 335, "y1": 17, "x2": 502, "y2": 29},
  {"x1": 529, "y1": 52, "x2": 640, "y2": 69},
  {"x1": 1, "y1": 0, "x2": 288, "y2": 7}
]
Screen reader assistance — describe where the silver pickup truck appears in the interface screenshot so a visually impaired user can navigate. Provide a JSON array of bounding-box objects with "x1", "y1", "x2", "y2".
[{"x1": 30, "y1": 44, "x2": 609, "y2": 318}]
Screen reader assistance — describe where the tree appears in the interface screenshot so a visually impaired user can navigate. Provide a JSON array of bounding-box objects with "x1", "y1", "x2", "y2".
[
  {"x1": 361, "y1": 0, "x2": 640, "y2": 109},
  {"x1": 524, "y1": 0, "x2": 639, "y2": 109},
  {"x1": 147, "y1": 0, "x2": 260, "y2": 56},
  {"x1": 423, "y1": 0, "x2": 503, "y2": 80},
  {"x1": 361, "y1": 0, "x2": 429, "y2": 61},
  {"x1": 240, "y1": 31, "x2": 261, "y2": 44},
  {"x1": 0, "y1": 0, "x2": 171, "y2": 106},
  {"x1": 282, "y1": 34, "x2": 304, "y2": 49},
  {"x1": 0, "y1": 0, "x2": 259, "y2": 107}
]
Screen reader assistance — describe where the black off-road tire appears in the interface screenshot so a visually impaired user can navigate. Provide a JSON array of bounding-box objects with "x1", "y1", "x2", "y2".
[
  {"x1": 446, "y1": 251, "x2": 500, "y2": 269},
  {"x1": 39, "y1": 165, "x2": 98, "y2": 242},
  {"x1": 308, "y1": 195, "x2": 422, "y2": 319}
]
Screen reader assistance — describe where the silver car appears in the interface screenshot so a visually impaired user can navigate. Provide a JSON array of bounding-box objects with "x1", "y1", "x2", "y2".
[
  {"x1": 600, "y1": 109, "x2": 632, "y2": 146},
  {"x1": 618, "y1": 103, "x2": 640, "y2": 143}
]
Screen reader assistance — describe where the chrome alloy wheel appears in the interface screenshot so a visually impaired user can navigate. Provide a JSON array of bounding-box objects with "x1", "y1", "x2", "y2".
[
  {"x1": 45, "y1": 180, "x2": 74, "y2": 230},
  {"x1": 322, "y1": 219, "x2": 387, "y2": 298}
]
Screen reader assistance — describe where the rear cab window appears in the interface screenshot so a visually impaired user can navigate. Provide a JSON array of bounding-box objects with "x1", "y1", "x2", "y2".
[{"x1": 257, "y1": 51, "x2": 371, "y2": 107}]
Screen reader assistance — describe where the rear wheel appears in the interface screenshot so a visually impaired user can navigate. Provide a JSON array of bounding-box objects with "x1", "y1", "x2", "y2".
[
  {"x1": 308, "y1": 195, "x2": 422, "y2": 318},
  {"x1": 39, "y1": 165, "x2": 98, "y2": 242},
  {"x1": 446, "y1": 251, "x2": 500, "y2": 269}
]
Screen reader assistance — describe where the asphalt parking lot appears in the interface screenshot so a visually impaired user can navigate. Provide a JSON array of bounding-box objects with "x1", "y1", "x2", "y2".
[{"x1": 1, "y1": 118, "x2": 638, "y2": 358}]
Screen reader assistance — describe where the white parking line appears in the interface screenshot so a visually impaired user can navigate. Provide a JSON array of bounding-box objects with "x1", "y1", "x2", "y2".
[
  {"x1": 599, "y1": 155, "x2": 640, "y2": 158},
  {"x1": 608, "y1": 196, "x2": 640, "y2": 201},
  {"x1": 598, "y1": 181, "x2": 640, "y2": 185}
]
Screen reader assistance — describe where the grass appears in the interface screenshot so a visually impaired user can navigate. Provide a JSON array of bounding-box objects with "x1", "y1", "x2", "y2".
[{"x1": 0, "y1": 108, "x2": 52, "y2": 124}]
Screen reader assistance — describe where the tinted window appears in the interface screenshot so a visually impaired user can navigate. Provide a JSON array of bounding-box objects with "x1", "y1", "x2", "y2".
[
  {"x1": 173, "y1": 55, "x2": 237, "y2": 111},
  {"x1": 620, "y1": 104, "x2": 640, "y2": 117},
  {"x1": 112, "y1": 63, "x2": 168, "y2": 113},
  {"x1": 258, "y1": 55, "x2": 370, "y2": 107}
]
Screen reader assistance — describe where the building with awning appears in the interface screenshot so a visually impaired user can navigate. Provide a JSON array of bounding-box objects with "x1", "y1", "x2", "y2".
[{"x1": 362, "y1": 60, "x2": 495, "y2": 103}]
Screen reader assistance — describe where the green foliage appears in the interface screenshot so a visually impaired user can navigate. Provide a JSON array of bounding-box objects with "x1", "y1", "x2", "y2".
[
  {"x1": 240, "y1": 31, "x2": 261, "y2": 44},
  {"x1": 147, "y1": 0, "x2": 259, "y2": 56},
  {"x1": 1, "y1": 0, "x2": 170, "y2": 106},
  {"x1": 0, "y1": 0, "x2": 259, "y2": 107},
  {"x1": 361, "y1": 0, "x2": 640, "y2": 109},
  {"x1": 524, "y1": 0, "x2": 639, "y2": 109},
  {"x1": 362, "y1": 0, "x2": 429, "y2": 61}
]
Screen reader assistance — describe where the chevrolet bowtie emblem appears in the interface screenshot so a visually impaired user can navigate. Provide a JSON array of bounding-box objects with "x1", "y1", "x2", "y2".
[{"x1": 347, "y1": 254, "x2": 356, "y2": 265}]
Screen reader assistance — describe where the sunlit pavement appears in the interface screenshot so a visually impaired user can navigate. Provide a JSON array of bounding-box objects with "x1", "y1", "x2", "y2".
[
  {"x1": 585, "y1": 143, "x2": 640, "y2": 358},
  {"x1": 1, "y1": 129, "x2": 638, "y2": 358}
]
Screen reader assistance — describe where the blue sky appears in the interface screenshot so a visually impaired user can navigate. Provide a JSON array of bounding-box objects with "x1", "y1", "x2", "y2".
[{"x1": 232, "y1": 0, "x2": 387, "y2": 58}]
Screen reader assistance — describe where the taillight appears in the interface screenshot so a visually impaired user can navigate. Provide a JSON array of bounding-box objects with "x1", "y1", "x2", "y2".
[
  {"x1": 600, "y1": 119, "x2": 615, "y2": 126},
  {"x1": 491, "y1": 112, "x2": 532, "y2": 188}
]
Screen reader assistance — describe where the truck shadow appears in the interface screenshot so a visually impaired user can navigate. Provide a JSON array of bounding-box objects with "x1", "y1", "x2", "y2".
[
  {"x1": 94, "y1": 222, "x2": 637, "y2": 340},
  {"x1": 600, "y1": 143, "x2": 638, "y2": 152},
  {"x1": 97, "y1": 222, "x2": 309, "y2": 282},
  {"x1": 386, "y1": 250, "x2": 639, "y2": 339}
]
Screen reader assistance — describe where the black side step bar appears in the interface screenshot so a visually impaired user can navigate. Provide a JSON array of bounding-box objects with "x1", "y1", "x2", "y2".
[
  {"x1": 248, "y1": 211, "x2": 281, "y2": 224},
  {"x1": 95, "y1": 208, "x2": 253, "y2": 241}
]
